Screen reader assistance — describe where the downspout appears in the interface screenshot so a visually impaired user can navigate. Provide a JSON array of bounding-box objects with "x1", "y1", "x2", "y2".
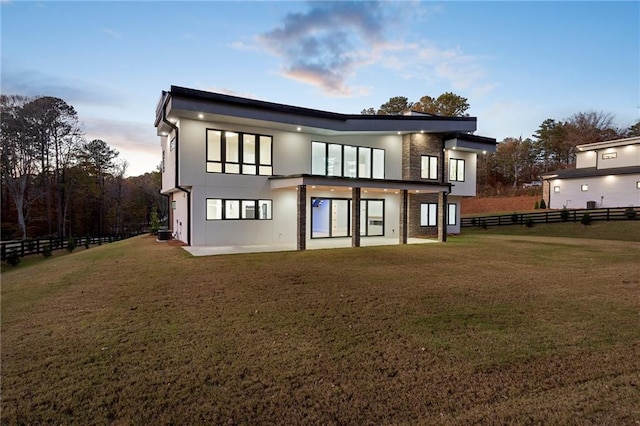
[{"x1": 161, "y1": 92, "x2": 191, "y2": 245}]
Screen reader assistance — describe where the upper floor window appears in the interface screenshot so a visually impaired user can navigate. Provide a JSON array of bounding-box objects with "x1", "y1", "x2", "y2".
[
  {"x1": 421, "y1": 155, "x2": 438, "y2": 180},
  {"x1": 206, "y1": 129, "x2": 272, "y2": 175},
  {"x1": 312, "y1": 141, "x2": 384, "y2": 179},
  {"x1": 449, "y1": 158, "x2": 465, "y2": 182},
  {"x1": 602, "y1": 152, "x2": 617, "y2": 160}
]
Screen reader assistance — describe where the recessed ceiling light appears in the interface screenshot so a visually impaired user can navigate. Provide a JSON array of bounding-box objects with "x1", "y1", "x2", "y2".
[
  {"x1": 297, "y1": 126, "x2": 301, "y2": 131},
  {"x1": 198, "y1": 113, "x2": 204, "y2": 119}
]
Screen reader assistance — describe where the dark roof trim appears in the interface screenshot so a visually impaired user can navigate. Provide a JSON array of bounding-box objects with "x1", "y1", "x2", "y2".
[
  {"x1": 542, "y1": 165, "x2": 640, "y2": 180},
  {"x1": 170, "y1": 85, "x2": 476, "y2": 123},
  {"x1": 269, "y1": 174, "x2": 452, "y2": 189},
  {"x1": 444, "y1": 132, "x2": 498, "y2": 145}
]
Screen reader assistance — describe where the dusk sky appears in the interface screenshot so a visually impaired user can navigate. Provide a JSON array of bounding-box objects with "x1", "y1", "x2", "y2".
[{"x1": 2, "y1": 1, "x2": 638, "y2": 177}]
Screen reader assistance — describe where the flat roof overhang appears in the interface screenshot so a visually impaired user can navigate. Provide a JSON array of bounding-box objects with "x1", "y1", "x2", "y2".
[
  {"x1": 444, "y1": 133, "x2": 497, "y2": 153},
  {"x1": 269, "y1": 175, "x2": 452, "y2": 193},
  {"x1": 576, "y1": 136, "x2": 640, "y2": 151},
  {"x1": 156, "y1": 86, "x2": 478, "y2": 137}
]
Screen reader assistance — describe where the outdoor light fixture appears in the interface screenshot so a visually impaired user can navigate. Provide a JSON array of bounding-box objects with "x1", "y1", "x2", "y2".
[
  {"x1": 296, "y1": 126, "x2": 301, "y2": 131},
  {"x1": 198, "y1": 113, "x2": 204, "y2": 119}
]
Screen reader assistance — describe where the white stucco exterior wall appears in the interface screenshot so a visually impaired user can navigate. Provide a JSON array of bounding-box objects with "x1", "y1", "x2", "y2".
[{"x1": 548, "y1": 174, "x2": 640, "y2": 209}]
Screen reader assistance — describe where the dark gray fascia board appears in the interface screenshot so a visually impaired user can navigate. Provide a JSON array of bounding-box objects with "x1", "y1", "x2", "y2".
[
  {"x1": 165, "y1": 86, "x2": 478, "y2": 134},
  {"x1": 541, "y1": 165, "x2": 640, "y2": 180}
]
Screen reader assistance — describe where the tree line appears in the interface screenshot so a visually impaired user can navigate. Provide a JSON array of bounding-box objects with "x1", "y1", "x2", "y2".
[
  {"x1": 1, "y1": 95, "x2": 166, "y2": 241},
  {"x1": 364, "y1": 95, "x2": 640, "y2": 195}
]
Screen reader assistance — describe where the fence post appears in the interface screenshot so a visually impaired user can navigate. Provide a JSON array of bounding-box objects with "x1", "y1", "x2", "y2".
[
  {"x1": 606, "y1": 208, "x2": 610, "y2": 221},
  {"x1": 1, "y1": 243, "x2": 5, "y2": 261},
  {"x1": 573, "y1": 210, "x2": 576, "y2": 222}
]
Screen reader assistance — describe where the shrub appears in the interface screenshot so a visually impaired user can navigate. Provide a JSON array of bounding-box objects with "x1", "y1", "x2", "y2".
[
  {"x1": 511, "y1": 213, "x2": 519, "y2": 223},
  {"x1": 150, "y1": 208, "x2": 160, "y2": 235},
  {"x1": 481, "y1": 219, "x2": 488, "y2": 230},
  {"x1": 580, "y1": 212, "x2": 592, "y2": 226},
  {"x1": 560, "y1": 209, "x2": 570, "y2": 222},
  {"x1": 26, "y1": 239, "x2": 36, "y2": 252},
  {"x1": 625, "y1": 207, "x2": 637, "y2": 219},
  {"x1": 525, "y1": 218, "x2": 534, "y2": 228},
  {"x1": 539, "y1": 199, "x2": 547, "y2": 209},
  {"x1": 42, "y1": 245, "x2": 52, "y2": 258},
  {"x1": 534, "y1": 201, "x2": 539, "y2": 210},
  {"x1": 84, "y1": 238, "x2": 90, "y2": 249},
  {"x1": 471, "y1": 218, "x2": 477, "y2": 226},
  {"x1": 6, "y1": 250, "x2": 21, "y2": 266},
  {"x1": 67, "y1": 237, "x2": 76, "y2": 253}
]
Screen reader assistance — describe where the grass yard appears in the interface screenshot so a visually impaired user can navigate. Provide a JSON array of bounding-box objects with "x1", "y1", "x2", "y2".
[{"x1": 2, "y1": 233, "x2": 639, "y2": 424}]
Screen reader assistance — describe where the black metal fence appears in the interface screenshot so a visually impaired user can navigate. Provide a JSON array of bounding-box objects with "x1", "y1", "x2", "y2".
[
  {"x1": 461, "y1": 207, "x2": 639, "y2": 228},
  {"x1": 1, "y1": 233, "x2": 142, "y2": 261}
]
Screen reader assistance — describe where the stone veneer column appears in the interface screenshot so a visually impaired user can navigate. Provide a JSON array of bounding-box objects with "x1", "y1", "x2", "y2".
[
  {"x1": 297, "y1": 185, "x2": 306, "y2": 251},
  {"x1": 351, "y1": 187, "x2": 361, "y2": 248},
  {"x1": 438, "y1": 191, "x2": 448, "y2": 242},
  {"x1": 399, "y1": 190, "x2": 408, "y2": 244}
]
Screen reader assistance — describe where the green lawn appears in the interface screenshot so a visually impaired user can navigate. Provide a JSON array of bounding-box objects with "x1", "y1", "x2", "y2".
[{"x1": 2, "y1": 233, "x2": 639, "y2": 424}]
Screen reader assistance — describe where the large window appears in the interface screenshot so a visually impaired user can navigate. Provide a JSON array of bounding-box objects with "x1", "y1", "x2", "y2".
[
  {"x1": 206, "y1": 199, "x2": 272, "y2": 220},
  {"x1": 312, "y1": 141, "x2": 384, "y2": 179},
  {"x1": 206, "y1": 129, "x2": 272, "y2": 175},
  {"x1": 420, "y1": 203, "x2": 437, "y2": 227},
  {"x1": 449, "y1": 158, "x2": 465, "y2": 182},
  {"x1": 421, "y1": 155, "x2": 438, "y2": 180}
]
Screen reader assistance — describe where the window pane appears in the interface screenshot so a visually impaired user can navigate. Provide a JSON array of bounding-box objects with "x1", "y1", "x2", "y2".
[
  {"x1": 448, "y1": 203, "x2": 457, "y2": 226},
  {"x1": 421, "y1": 156, "x2": 429, "y2": 179},
  {"x1": 258, "y1": 200, "x2": 272, "y2": 220},
  {"x1": 226, "y1": 132, "x2": 239, "y2": 162},
  {"x1": 259, "y1": 136, "x2": 272, "y2": 165},
  {"x1": 429, "y1": 157, "x2": 438, "y2": 179},
  {"x1": 358, "y1": 147, "x2": 371, "y2": 178},
  {"x1": 243, "y1": 134, "x2": 256, "y2": 164},
  {"x1": 420, "y1": 204, "x2": 429, "y2": 226},
  {"x1": 206, "y1": 199, "x2": 222, "y2": 220},
  {"x1": 372, "y1": 149, "x2": 384, "y2": 179},
  {"x1": 457, "y1": 160, "x2": 465, "y2": 181},
  {"x1": 344, "y1": 146, "x2": 357, "y2": 178},
  {"x1": 327, "y1": 144, "x2": 342, "y2": 176},
  {"x1": 243, "y1": 165, "x2": 256, "y2": 175},
  {"x1": 312, "y1": 141, "x2": 326, "y2": 175},
  {"x1": 207, "y1": 130, "x2": 221, "y2": 161},
  {"x1": 429, "y1": 204, "x2": 437, "y2": 226},
  {"x1": 449, "y1": 159, "x2": 457, "y2": 181},
  {"x1": 207, "y1": 162, "x2": 222, "y2": 173},
  {"x1": 259, "y1": 166, "x2": 272, "y2": 176},
  {"x1": 225, "y1": 163, "x2": 240, "y2": 174},
  {"x1": 225, "y1": 200, "x2": 239, "y2": 219},
  {"x1": 332, "y1": 199, "x2": 350, "y2": 237},
  {"x1": 242, "y1": 200, "x2": 256, "y2": 219}
]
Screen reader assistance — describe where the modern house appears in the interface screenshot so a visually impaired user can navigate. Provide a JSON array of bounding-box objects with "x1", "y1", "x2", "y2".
[
  {"x1": 541, "y1": 136, "x2": 640, "y2": 209},
  {"x1": 154, "y1": 86, "x2": 497, "y2": 250}
]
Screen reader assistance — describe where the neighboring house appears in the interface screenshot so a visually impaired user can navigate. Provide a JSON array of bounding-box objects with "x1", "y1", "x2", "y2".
[
  {"x1": 154, "y1": 86, "x2": 497, "y2": 249},
  {"x1": 541, "y1": 136, "x2": 640, "y2": 209}
]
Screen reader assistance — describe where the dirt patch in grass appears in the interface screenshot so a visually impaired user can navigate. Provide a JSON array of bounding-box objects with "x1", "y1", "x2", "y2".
[{"x1": 2, "y1": 235, "x2": 639, "y2": 424}]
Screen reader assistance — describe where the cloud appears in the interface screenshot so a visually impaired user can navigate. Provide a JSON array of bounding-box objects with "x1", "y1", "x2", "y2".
[
  {"x1": 1, "y1": 69, "x2": 124, "y2": 107},
  {"x1": 253, "y1": 2, "x2": 495, "y2": 98},
  {"x1": 101, "y1": 28, "x2": 122, "y2": 39},
  {"x1": 257, "y1": 1, "x2": 386, "y2": 96}
]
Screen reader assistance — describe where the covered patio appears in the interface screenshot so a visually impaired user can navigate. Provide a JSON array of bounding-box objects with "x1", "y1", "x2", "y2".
[{"x1": 183, "y1": 236, "x2": 438, "y2": 256}]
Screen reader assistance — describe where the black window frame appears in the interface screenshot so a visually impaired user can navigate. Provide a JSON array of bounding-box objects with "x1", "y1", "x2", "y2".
[
  {"x1": 421, "y1": 155, "x2": 438, "y2": 180},
  {"x1": 311, "y1": 141, "x2": 385, "y2": 179},
  {"x1": 447, "y1": 203, "x2": 457, "y2": 226},
  {"x1": 206, "y1": 128, "x2": 273, "y2": 176},
  {"x1": 420, "y1": 202, "x2": 438, "y2": 227},
  {"x1": 206, "y1": 198, "x2": 273, "y2": 221},
  {"x1": 449, "y1": 158, "x2": 465, "y2": 182}
]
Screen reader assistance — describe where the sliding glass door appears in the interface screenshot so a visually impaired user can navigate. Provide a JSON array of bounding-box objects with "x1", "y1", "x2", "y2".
[{"x1": 312, "y1": 198, "x2": 384, "y2": 238}]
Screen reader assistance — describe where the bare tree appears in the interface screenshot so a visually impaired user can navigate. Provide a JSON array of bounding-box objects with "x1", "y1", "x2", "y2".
[{"x1": 0, "y1": 95, "x2": 40, "y2": 239}]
